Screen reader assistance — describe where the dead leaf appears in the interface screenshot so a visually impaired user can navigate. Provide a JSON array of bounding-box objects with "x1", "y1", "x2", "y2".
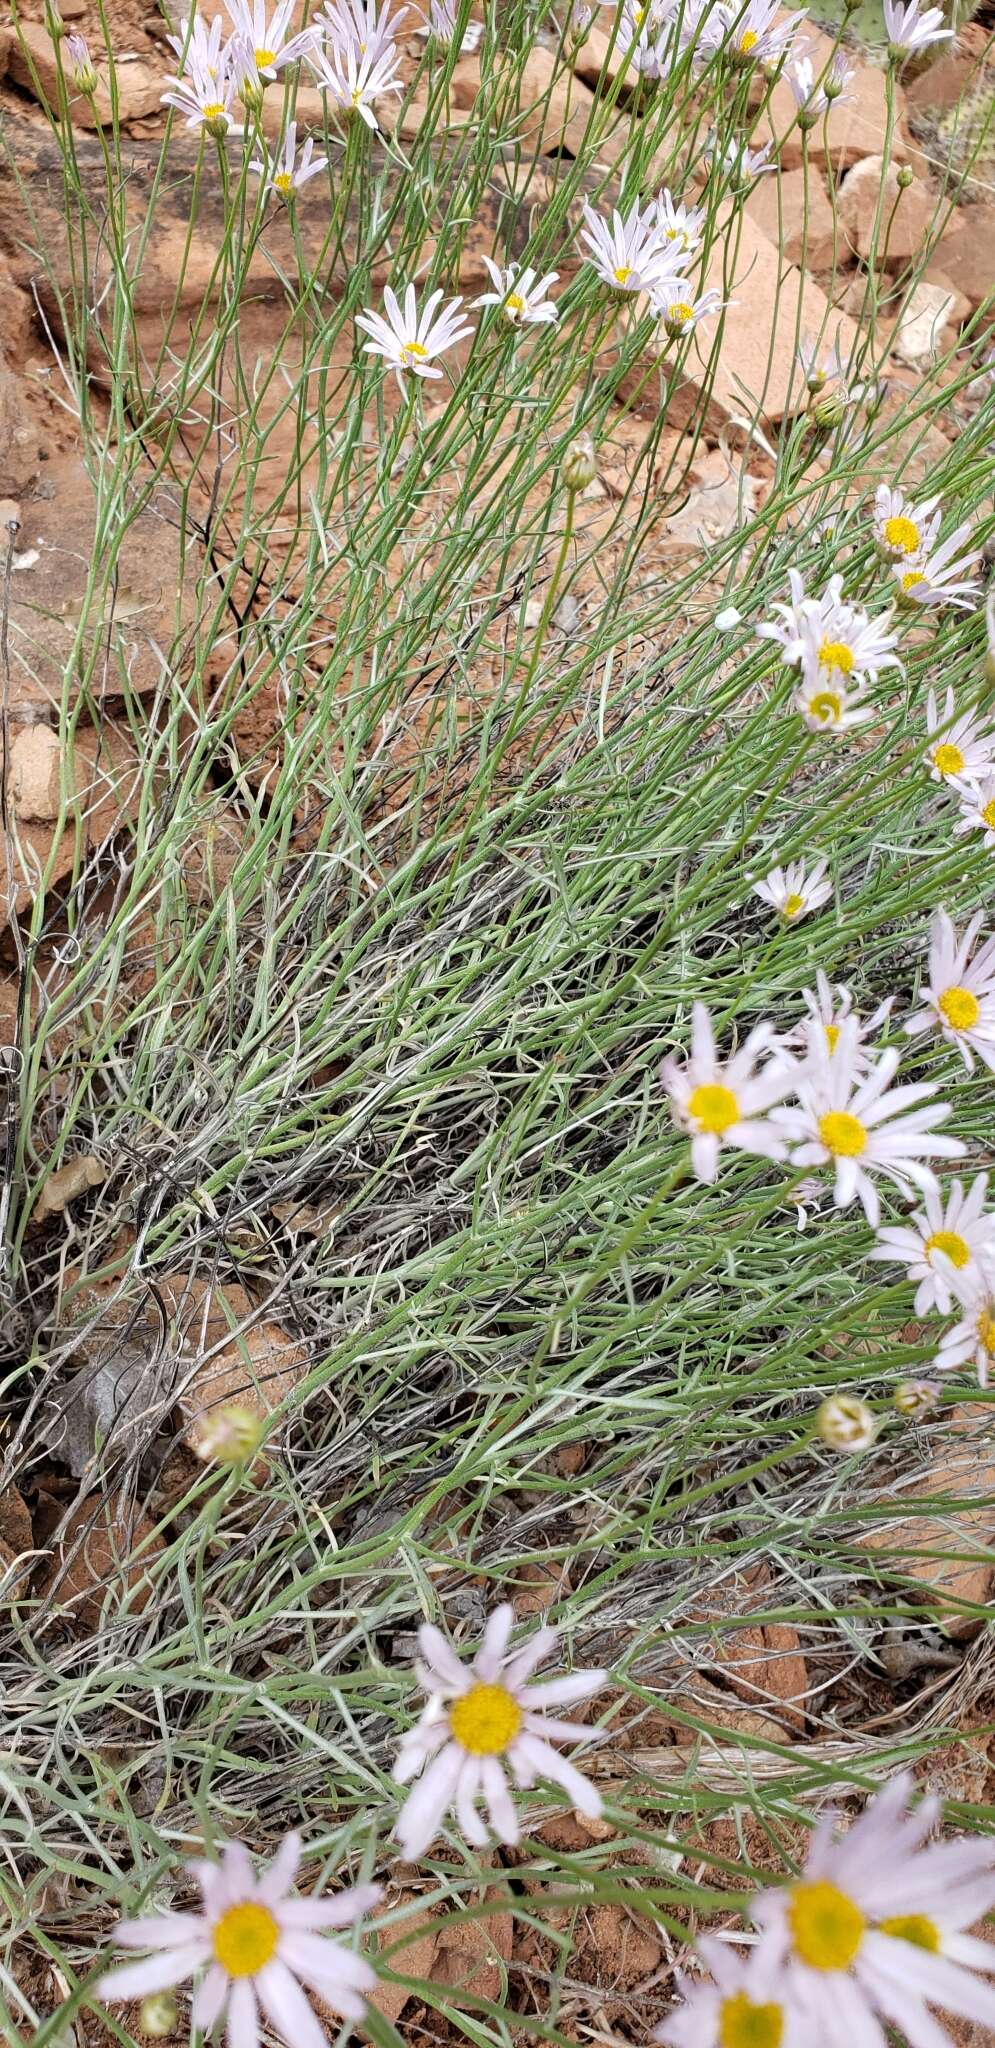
[{"x1": 32, "y1": 1154, "x2": 106, "y2": 1224}]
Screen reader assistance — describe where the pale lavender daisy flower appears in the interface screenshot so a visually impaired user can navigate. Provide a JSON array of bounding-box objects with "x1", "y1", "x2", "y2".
[
  {"x1": 770, "y1": 1016, "x2": 963, "y2": 1228},
  {"x1": 226, "y1": 0, "x2": 316, "y2": 77},
  {"x1": 660, "y1": 1002, "x2": 792, "y2": 1184},
  {"x1": 393, "y1": 1603, "x2": 607, "y2": 1860},
  {"x1": 905, "y1": 909, "x2": 995, "y2": 1073},
  {"x1": 933, "y1": 1269, "x2": 995, "y2": 1385},
  {"x1": 654, "y1": 1928, "x2": 807, "y2": 2048},
  {"x1": 752, "y1": 855, "x2": 832, "y2": 923},
  {"x1": 355, "y1": 282, "x2": 473, "y2": 382},
  {"x1": 96, "y1": 1835, "x2": 382, "y2": 2046},
  {"x1": 870, "y1": 1173, "x2": 995, "y2": 1315},
  {"x1": 893, "y1": 524, "x2": 982, "y2": 611},
  {"x1": 309, "y1": 31, "x2": 404, "y2": 126},
  {"x1": 473, "y1": 258, "x2": 559, "y2": 325},
  {"x1": 954, "y1": 773, "x2": 995, "y2": 848},
  {"x1": 579, "y1": 198, "x2": 677, "y2": 297},
  {"x1": 250, "y1": 122, "x2": 328, "y2": 197},
  {"x1": 924, "y1": 688, "x2": 995, "y2": 790},
  {"x1": 883, "y1": 0, "x2": 952, "y2": 57}
]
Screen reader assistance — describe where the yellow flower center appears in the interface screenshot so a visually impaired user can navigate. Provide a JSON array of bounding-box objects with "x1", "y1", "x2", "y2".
[
  {"x1": 925, "y1": 1228, "x2": 970, "y2": 1268},
  {"x1": 738, "y1": 27, "x2": 759, "y2": 48},
  {"x1": 809, "y1": 690, "x2": 842, "y2": 724},
  {"x1": 687, "y1": 1082, "x2": 740, "y2": 1135},
  {"x1": 977, "y1": 1307, "x2": 995, "y2": 1357},
  {"x1": 938, "y1": 984, "x2": 980, "y2": 1032},
  {"x1": 669, "y1": 301, "x2": 695, "y2": 324},
  {"x1": 789, "y1": 1881, "x2": 866, "y2": 1970},
  {"x1": 212, "y1": 1902, "x2": 280, "y2": 1978},
  {"x1": 613, "y1": 265, "x2": 633, "y2": 284},
  {"x1": 273, "y1": 170, "x2": 293, "y2": 192},
  {"x1": 719, "y1": 1993, "x2": 784, "y2": 2048},
  {"x1": 879, "y1": 1914, "x2": 941, "y2": 1952},
  {"x1": 818, "y1": 1110, "x2": 867, "y2": 1158},
  {"x1": 202, "y1": 100, "x2": 226, "y2": 117},
  {"x1": 505, "y1": 292, "x2": 525, "y2": 314},
  {"x1": 931, "y1": 742, "x2": 964, "y2": 777},
  {"x1": 984, "y1": 799, "x2": 995, "y2": 830},
  {"x1": 254, "y1": 45, "x2": 276, "y2": 65},
  {"x1": 449, "y1": 1682, "x2": 523, "y2": 1756},
  {"x1": 901, "y1": 570, "x2": 926, "y2": 592},
  {"x1": 401, "y1": 340, "x2": 428, "y2": 360},
  {"x1": 782, "y1": 892, "x2": 805, "y2": 919},
  {"x1": 818, "y1": 640, "x2": 854, "y2": 675},
  {"x1": 883, "y1": 513, "x2": 920, "y2": 555},
  {"x1": 824, "y1": 1022, "x2": 840, "y2": 1051}
]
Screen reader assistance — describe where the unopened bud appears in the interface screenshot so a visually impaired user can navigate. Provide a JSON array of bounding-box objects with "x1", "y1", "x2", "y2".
[
  {"x1": 810, "y1": 387, "x2": 849, "y2": 430},
  {"x1": 561, "y1": 433, "x2": 597, "y2": 493},
  {"x1": 65, "y1": 31, "x2": 98, "y2": 93},
  {"x1": 139, "y1": 1993, "x2": 179, "y2": 2038},
  {"x1": 816, "y1": 1393, "x2": 877, "y2": 1452},
  {"x1": 45, "y1": 0, "x2": 66, "y2": 38},
  {"x1": 194, "y1": 1402, "x2": 266, "y2": 1466},
  {"x1": 894, "y1": 1379, "x2": 940, "y2": 1419},
  {"x1": 896, "y1": 164, "x2": 914, "y2": 189}
]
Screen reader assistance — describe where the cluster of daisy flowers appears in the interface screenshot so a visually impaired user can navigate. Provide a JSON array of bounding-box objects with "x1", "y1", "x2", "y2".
[
  {"x1": 94, "y1": 1607, "x2": 995, "y2": 2048},
  {"x1": 662, "y1": 894, "x2": 995, "y2": 1385}
]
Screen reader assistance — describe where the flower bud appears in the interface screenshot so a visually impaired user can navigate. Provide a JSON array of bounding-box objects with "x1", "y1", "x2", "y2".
[
  {"x1": 65, "y1": 32, "x2": 98, "y2": 93},
  {"x1": 896, "y1": 164, "x2": 914, "y2": 189},
  {"x1": 139, "y1": 1993, "x2": 179, "y2": 2038},
  {"x1": 809, "y1": 386, "x2": 849, "y2": 429},
  {"x1": 45, "y1": 0, "x2": 66, "y2": 39},
  {"x1": 894, "y1": 1379, "x2": 940, "y2": 1419},
  {"x1": 816, "y1": 1393, "x2": 877, "y2": 1452},
  {"x1": 194, "y1": 1402, "x2": 266, "y2": 1466},
  {"x1": 561, "y1": 433, "x2": 597, "y2": 493}
]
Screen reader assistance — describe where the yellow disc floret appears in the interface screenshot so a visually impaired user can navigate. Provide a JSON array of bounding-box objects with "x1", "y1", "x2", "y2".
[
  {"x1": 782, "y1": 892, "x2": 805, "y2": 919},
  {"x1": 505, "y1": 293, "x2": 525, "y2": 316},
  {"x1": 977, "y1": 1307, "x2": 995, "y2": 1359},
  {"x1": 789, "y1": 1881, "x2": 866, "y2": 1970},
  {"x1": 212, "y1": 1902, "x2": 280, "y2": 1978},
  {"x1": 818, "y1": 1111, "x2": 867, "y2": 1158},
  {"x1": 879, "y1": 1914, "x2": 941, "y2": 1952},
  {"x1": 254, "y1": 45, "x2": 276, "y2": 65},
  {"x1": 900, "y1": 570, "x2": 926, "y2": 593},
  {"x1": 882, "y1": 514, "x2": 920, "y2": 556},
  {"x1": 938, "y1": 985, "x2": 980, "y2": 1032},
  {"x1": 931, "y1": 742, "x2": 964, "y2": 777},
  {"x1": 809, "y1": 690, "x2": 842, "y2": 724},
  {"x1": 402, "y1": 340, "x2": 428, "y2": 360},
  {"x1": 449, "y1": 1682, "x2": 523, "y2": 1756},
  {"x1": 738, "y1": 27, "x2": 759, "y2": 49},
  {"x1": 669, "y1": 302, "x2": 695, "y2": 325},
  {"x1": 613, "y1": 265, "x2": 633, "y2": 285},
  {"x1": 719, "y1": 1993, "x2": 784, "y2": 2048},
  {"x1": 984, "y1": 799, "x2": 995, "y2": 830},
  {"x1": 818, "y1": 641, "x2": 854, "y2": 675},
  {"x1": 824, "y1": 1022, "x2": 840, "y2": 1052},
  {"x1": 687, "y1": 1082, "x2": 740, "y2": 1134},
  {"x1": 925, "y1": 1228, "x2": 969, "y2": 1268}
]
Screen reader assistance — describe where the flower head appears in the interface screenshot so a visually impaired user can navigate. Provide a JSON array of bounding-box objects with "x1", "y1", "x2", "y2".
[
  {"x1": 883, "y1": 0, "x2": 952, "y2": 56},
  {"x1": 654, "y1": 1928, "x2": 806, "y2": 2048},
  {"x1": 705, "y1": 133, "x2": 776, "y2": 191},
  {"x1": 161, "y1": 52, "x2": 237, "y2": 132},
  {"x1": 653, "y1": 190, "x2": 706, "y2": 260},
  {"x1": 417, "y1": 0, "x2": 483, "y2": 49},
  {"x1": 227, "y1": 0, "x2": 316, "y2": 77},
  {"x1": 893, "y1": 523, "x2": 982, "y2": 611},
  {"x1": 661, "y1": 1002, "x2": 791, "y2": 1185},
  {"x1": 97, "y1": 1836, "x2": 382, "y2": 2043},
  {"x1": 954, "y1": 773, "x2": 995, "y2": 848},
  {"x1": 787, "y1": 971, "x2": 893, "y2": 1073},
  {"x1": 166, "y1": 10, "x2": 227, "y2": 80},
  {"x1": 816, "y1": 1393, "x2": 878, "y2": 1451},
  {"x1": 905, "y1": 911, "x2": 995, "y2": 1073},
  {"x1": 794, "y1": 670, "x2": 872, "y2": 734},
  {"x1": 719, "y1": 0, "x2": 807, "y2": 70},
  {"x1": 894, "y1": 1378, "x2": 941, "y2": 1417},
  {"x1": 393, "y1": 1603, "x2": 607, "y2": 1860},
  {"x1": 770, "y1": 1017, "x2": 964, "y2": 1227},
  {"x1": 925, "y1": 687, "x2": 995, "y2": 790},
  {"x1": 653, "y1": 282, "x2": 729, "y2": 342},
  {"x1": 355, "y1": 283, "x2": 473, "y2": 383},
  {"x1": 933, "y1": 1270, "x2": 995, "y2": 1385},
  {"x1": 871, "y1": 1173, "x2": 995, "y2": 1316},
  {"x1": 317, "y1": 0, "x2": 406, "y2": 63},
  {"x1": 873, "y1": 484, "x2": 941, "y2": 565},
  {"x1": 309, "y1": 31, "x2": 404, "y2": 126},
  {"x1": 250, "y1": 122, "x2": 329, "y2": 198},
  {"x1": 473, "y1": 258, "x2": 559, "y2": 325},
  {"x1": 580, "y1": 198, "x2": 678, "y2": 297},
  {"x1": 758, "y1": 571, "x2": 901, "y2": 691},
  {"x1": 752, "y1": 855, "x2": 831, "y2": 924},
  {"x1": 755, "y1": 1770, "x2": 995, "y2": 2044},
  {"x1": 65, "y1": 30, "x2": 99, "y2": 90},
  {"x1": 797, "y1": 337, "x2": 846, "y2": 393},
  {"x1": 787, "y1": 49, "x2": 852, "y2": 120}
]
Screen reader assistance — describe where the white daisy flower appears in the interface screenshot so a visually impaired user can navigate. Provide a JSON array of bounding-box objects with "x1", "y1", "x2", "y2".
[
  {"x1": 653, "y1": 282, "x2": 729, "y2": 342},
  {"x1": 579, "y1": 199, "x2": 677, "y2": 297},
  {"x1": 316, "y1": 0, "x2": 406, "y2": 62},
  {"x1": 873, "y1": 485, "x2": 941, "y2": 564},
  {"x1": 96, "y1": 1835, "x2": 382, "y2": 2045},
  {"x1": 161, "y1": 54, "x2": 237, "y2": 132},
  {"x1": 705, "y1": 133, "x2": 776, "y2": 189},
  {"x1": 755, "y1": 1769, "x2": 995, "y2": 2045},
  {"x1": 719, "y1": 0, "x2": 807, "y2": 69},
  {"x1": 473, "y1": 258, "x2": 559, "y2": 325},
  {"x1": 788, "y1": 970, "x2": 893, "y2": 1073},
  {"x1": 752, "y1": 856, "x2": 832, "y2": 923},
  {"x1": 654, "y1": 1928, "x2": 806, "y2": 2048},
  {"x1": 787, "y1": 50, "x2": 852, "y2": 121},
  {"x1": 393, "y1": 1603, "x2": 607, "y2": 1860},
  {"x1": 355, "y1": 283, "x2": 473, "y2": 382},
  {"x1": 226, "y1": 0, "x2": 315, "y2": 77},
  {"x1": 954, "y1": 773, "x2": 995, "y2": 848},
  {"x1": 797, "y1": 337, "x2": 845, "y2": 393},
  {"x1": 250, "y1": 122, "x2": 328, "y2": 197},
  {"x1": 770, "y1": 1016, "x2": 964, "y2": 1228},
  {"x1": 924, "y1": 687, "x2": 995, "y2": 790},
  {"x1": 905, "y1": 909, "x2": 995, "y2": 1073},
  {"x1": 933, "y1": 1269, "x2": 995, "y2": 1385},
  {"x1": 883, "y1": 0, "x2": 952, "y2": 55},
  {"x1": 653, "y1": 190, "x2": 706, "y2": 260},
  {"x1": 793, "y1": 670, "x2": 873, "y2": 735},
  {"x1": 758, "y1": 571, "x2": 901, "y2": 690},
  {"x1": 893, "y1": 524, "x2": 982, "y2": 610},
  {"x1": 870, "y1": 1173, "x2": 995, "y2": 1315},
  {"x1": 309, "y1": 32, "x2": 404, "y2": 126},
  {"x1": 417, "y1": 0, "x2": 483, "y2": 49},
  {"x1": 166, "y1": 11, "x2": 227, "y2": 81},
  {"x1": 660, "y1": 1002, "x2": 792, "y2": 1185}
]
